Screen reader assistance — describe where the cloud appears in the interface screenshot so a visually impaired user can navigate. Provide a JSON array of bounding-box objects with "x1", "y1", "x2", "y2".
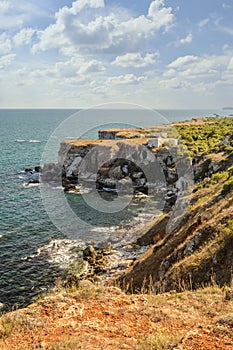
[
  {"x1": 222, "y1": 3, "x2": 231, "y2": 9},
  {"x1": 0, "y1": 0, "x2": 23, "y2": 29},
  {"x1": 0, "y1": 32, "x2": 12, "y2": 54},
  {"x1": 0, "y1": 0, "x2": 49, "y2": 29},
  {"x1": 160, "y1": 77, "x2": 189, "y2": 90},
  {"x1": 32, "y1": 0, "x2": 175, "y2": 55},
  {"x1": 165, "y1": 53, "x2": 232, "y2": 88},
  {"x1": 13, "y1": 28, "x2": 36, "y2": 46},
  {"x1": 111, "y1": 52, "x2": 158, "y2": 68},
  {"x1": 217, "y1": 24, "x2": 233, "y2": 36},
  {"x1": 198, "y1": 18, "x2": 209, "y2": 29},
  {"x1": 170, "y1": 33, "x2": 193, "y2": 47},
  {"x1": 0, "y1": 1, "x2": 11, "y2": 13},
  {"x1": 148, "y1": 0, "x2": 174, "y2": 31},
  {"x1": 227, "y1": 57, "x2": 233, "y2": 70},
  {"x1": 68, "y1": 0, "x2": 105, "y2": 13},
  {"x1": 55, "y1": 57, "x2": 105, "y2": 76},
  {"x1": 29, "y1": 57, "x2": 105, "y2": 82},
  {"x1": 215, "y1": 18, "x2": 233, "y2": 36},
  {"x1": 79, "y1": 60, "x2": 105, "y2": 74},
  {"x1": 0, "y1": 53, "x2": 16, "y2": 69},
  {"x1": 106, "y1": 74, "x2": 146, "y2": 85},
  {"x1": 179, "y1": 33, "x2": 193, "y2": 45},
  {"x1": 168, "y1": 55, "x2": 198, "y2": 69}
]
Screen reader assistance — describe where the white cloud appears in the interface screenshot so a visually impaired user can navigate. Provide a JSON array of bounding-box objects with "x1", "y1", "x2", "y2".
[
  {"x1": 168, "y1": 54, "x2": 229, "y2": 79},
  {"x1": 0, "y1": 1, "x2": 49, "y2": 29},
  {"x1": 163, "y1": 68, "x2": 176, "y2": 77},
  {"x1": 106, "y1": 74, "x2": 146, "y2": 86},
  {"x1": 79, "y1": 60, "x2": 105, "y2": 74},
  {"x1": 170, "y1": 33, "x2": 193, "y2": 47},
  {"x1": 112, "y1": 52, "x2": 158, "y2": 68},
  {"x1": 198, "y1": 18, "x2": 209, "y2": 29},
  {"x1": 215, "y1": 18, "x2": 233, "y2": 36},
  {"x1": 0, "y1": 0, "x2": 11, "y2": 13},
  {"x1": 218, "y1": 25, "x2": 233, "y2": 36},
  {"x1": 222, "y1": 3, "x2": 231, "y2": 9},
  {"x1": 179, "y1": 33, "x2": 193, "y2": 45},
  {"x1": 28, "y1": 56, "x2": 105, "y2": 83},
  {"x1": 227, "y1": 57, "x2": 233, "y2": 70},
  {"x1": 68, "y1": 0, "x2": 104, "y2": 14},
  {"x1": 0, "y1": 32, "x2": 12, "y2": 54},
  {"x1": 168, "y1": 55, "x2": 198, "y2": 69},
  {"x1": 13, "y1": 28, "x2": 36, "y2": 46},
  {"x1": 223, "y1": 44, "x2": 231, "y2": 51},
  {"x1": 32, "y1": 0, "x2": 175, "y2": 55},
  {"x1": 160, "y1": 77, "x2": 189, "y2": 90},
  {"x1": 0, "y1": 53, "x2": 16, "y2": 69},
  {"x1": 148, "y1": 0, "x2": 174, "y2": 31}
]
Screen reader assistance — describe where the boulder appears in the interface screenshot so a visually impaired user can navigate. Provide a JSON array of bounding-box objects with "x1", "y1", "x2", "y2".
[
  {"x1": 25, "y1": 167, "x2": 33, "y2": 173},
  {"x1": 28, "y1": 172, "x2": 40, "y2": 183},
  {"x1": 34, "y1": 166, "x2": 42, "y2": 173},
  {"x1": 64, "y1": 184, "x2": 80, "y2": 193},
  {"x1": 83, "y1": 246, "x2": 97, "y2": 258}
]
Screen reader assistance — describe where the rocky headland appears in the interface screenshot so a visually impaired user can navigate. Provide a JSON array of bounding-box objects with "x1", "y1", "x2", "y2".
[
  {"x1": 25, "y1": 117, "x2": 233, "y2": 291},
  {"x1": 8, "y1": 116, "x2": 233, "y2": 349}
]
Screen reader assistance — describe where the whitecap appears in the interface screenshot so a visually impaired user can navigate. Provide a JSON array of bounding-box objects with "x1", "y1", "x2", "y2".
[
  {"x1": 90, "y1": 225, "x2": 119, "y2": 233},
  {"x1": 23, "y1": 182, "x2": 40, "y2": 188},
  {"x1": 15, "y1": 139, "x2": 41, "y2": 143}
]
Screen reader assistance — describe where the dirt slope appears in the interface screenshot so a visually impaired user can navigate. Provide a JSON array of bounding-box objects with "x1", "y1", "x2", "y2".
[{"x1": 0, "y1": 282, "x2": 232, "y2": 350}]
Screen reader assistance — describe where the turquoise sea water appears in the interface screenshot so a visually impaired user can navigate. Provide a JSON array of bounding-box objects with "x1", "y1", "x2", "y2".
[{"x1": 0, "y1": 108, "x2": 231, "y2": 309}]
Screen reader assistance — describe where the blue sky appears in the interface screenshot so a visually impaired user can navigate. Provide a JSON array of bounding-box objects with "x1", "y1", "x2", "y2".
[{"x1": 0, "y1": 0, "x2": 232, "y2": 108}]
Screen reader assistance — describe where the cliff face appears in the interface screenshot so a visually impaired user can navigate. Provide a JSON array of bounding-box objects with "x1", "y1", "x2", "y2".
[
  {"x1": 117, "y1": 133, "x2": 233, "y2": 292},
  {"x1": 118, "y1": 183, "x2": 233, "y2": 292},
  {"x1": 42, "y1": 117, "x2": 233, "y2": 292},
  {"x1": 57, "y1": 136, "x2": 186, "y2": 204}
]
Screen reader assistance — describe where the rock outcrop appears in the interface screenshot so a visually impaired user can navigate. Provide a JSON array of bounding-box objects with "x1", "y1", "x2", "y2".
[{"x1": 54, "y1": 135, "x2": 189, "y2": 211}]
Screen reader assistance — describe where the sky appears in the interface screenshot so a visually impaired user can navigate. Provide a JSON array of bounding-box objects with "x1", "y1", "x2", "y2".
[{"x1": 0, "y1": 0, "x2": 232, "y2": 108}]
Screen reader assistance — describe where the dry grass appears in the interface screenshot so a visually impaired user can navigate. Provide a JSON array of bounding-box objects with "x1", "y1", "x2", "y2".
[
  {"x1": 0, "y1": 282, "x2": 233, "y2": 350},
  {"x1": 217, "y1": 313, "x2": 233, "y2": 327},
  {"x1": 138, "y1": 332, "x2": 184, "y2": 350}
]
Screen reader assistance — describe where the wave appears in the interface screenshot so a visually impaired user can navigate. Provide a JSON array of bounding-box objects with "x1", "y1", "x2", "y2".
[
  {"x1": 15, "y1": 139, "x2": 41, "y2": 143},
  {"x1": 23, "y1": 182, "x2": 40, "y2": 188}
]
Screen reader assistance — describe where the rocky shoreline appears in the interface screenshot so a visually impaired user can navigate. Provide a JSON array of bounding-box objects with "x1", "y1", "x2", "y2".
[{"x1": 22, "y1": 117, "x2": 233, "y2": 298}]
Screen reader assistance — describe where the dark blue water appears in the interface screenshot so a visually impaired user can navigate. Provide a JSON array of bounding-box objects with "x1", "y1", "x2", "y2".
[
  {"x1": 0, "y1": 108, "x2": 229, "y2": 310},
  {"x1": 0, "y1": 109, "x2": 77, "y2": 309}
]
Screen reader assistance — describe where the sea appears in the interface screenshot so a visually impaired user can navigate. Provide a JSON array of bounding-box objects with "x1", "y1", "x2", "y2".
[{"x1": 0, "y1": 108, "x2": 231, "y2": 310}]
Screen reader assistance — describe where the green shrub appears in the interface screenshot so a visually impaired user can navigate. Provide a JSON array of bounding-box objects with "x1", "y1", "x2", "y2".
[
  {"x1": 222, "y1": 176, "x2": 233, "y2": 194},
  {"x1": 210, "y1": 172, "x2": 228, "y2": 184},
  {"x1": 228, "y1": 165, "x2": 233, "y2": 177}
]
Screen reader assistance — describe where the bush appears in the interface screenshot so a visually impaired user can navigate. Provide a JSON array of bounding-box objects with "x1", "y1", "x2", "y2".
[
  {"x1": 228, "y1": 165, "x2": 233, "y2": 177},
  {"x1": 222, "y1": 176, "x2": 233, "y2": 194},
  {"x1": 210, "y1": 172, "x2": 228, "y2": 184}
]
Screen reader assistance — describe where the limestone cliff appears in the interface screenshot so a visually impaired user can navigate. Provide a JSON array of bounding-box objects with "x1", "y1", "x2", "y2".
[
  {"x1": 117, "y1": 118, "x2": 233, "y2": 292},
  {"x1": 55, "y1": 134, "x2": 188, "y2": 209}
]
